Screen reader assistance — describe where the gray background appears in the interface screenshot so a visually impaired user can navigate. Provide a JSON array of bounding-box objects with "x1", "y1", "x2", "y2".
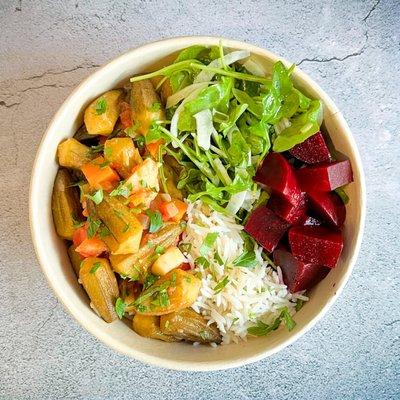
[{"x1": 0, "y1": 0, "x2": 399, "y2": 399}]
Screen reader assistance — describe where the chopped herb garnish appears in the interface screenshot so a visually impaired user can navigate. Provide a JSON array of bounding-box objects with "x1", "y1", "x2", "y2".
[
  {"x1": 145, "y1": 209, "x2": 163, "y2": 233},
  {"x1": 200, "y1": 232, "x2": 218, "y2": 257},
  {"x1": 295, "y1": 298, "x2": 304, "y2": 311},
  {"x1": 115, "y1": 298, "x2": 126, "y2": 319},
  {"x1": 149, "y1": 102, "x2": 161, "y2": 112},
  {"x1": 90, "y1": 262, "x2": 101, "y2": 274},
  {"x1": 87, "y1": 215, "x2": 101, "y2": 238},
  {"x1": 139, "y1": 179, "x2": 148, "y2": 188},
  {"x1": 111, "y1": 182, "x2": 129, "y2": 199},
  {"x1": 133, "y1": 133, "x2": 145, "y2": 149},
  {"x1": 199, "y1": 330, "x2": 208, "y2": 341},
  {"x1": 195, "y1": 256, "x2": 209, "y2": 268},
  {"x1": 122, "y1": 223, "x2": 130, "y2": 233},
  {"x1": 158, "y1": 290, "x2": 170, "y2": 307},
  {"x1": 214, "y1": 276, "x2": 229, "y2": 293},
  {"x1": 137, "y1": 304, "x2": 147, "y2": 313},
  {"x1": 89, "y1": 144, "x2": 104, "y2": 154},
  {"x1": 126, "y1": 121, "x2": 141, "y2": 138},
  {"x1": 143, "y1": 274, "x2": 158, "y2": 289},
  {"x1": 214, "y1": 251, "x2": 224, "y2": 265},
  {"x1": 95, "y1": 97, "x2": 107, "y2": 115},
  {"x1": 280, "y1": 307, "x2": 296, "y2": 331},
  {"x1": 232, "y1": 250, "x2": 258, "y2": 268},
  {"x1": 178, "y1": 242, "x2": 192, "y2": 254},
  {"x1": 104, "y1": 146, "x2": 113, "y2": 158},
  {"x1": 247, "y1": 306, "x2": 296, "y2": 336},
  {"x1": 98, "y1": 160, "x2": 111, "y2": 169},
  {"x1": 85, "y1": 188, "x2": 103, "y2": 205},
  {"x1": 99, "y1": 225, "x2": 110, "y2": 238},
  {"x1": 155, "y1": 245, "x2": 165, "y2": 255}
]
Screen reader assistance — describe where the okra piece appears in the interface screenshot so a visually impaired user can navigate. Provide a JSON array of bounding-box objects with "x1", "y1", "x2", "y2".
[
  {"x1": 132, "y1": 314, "x2": 176, "y2": 342},
  {"x1": 52, "y1": 169, "x2": 82, "y2": 240},
  {"x1": 160, "y1": 308, "x2": 222, "y2": 344},
  {"x1": 68, "y1": 244, "x2": 83, "y2": 276},
  {"x1": 79, "y1": 257, "x2": 119, "y2": 323},
  {"x1": 109, "y1": 222, "x2": 182, "y2": 281},
  {"x1": 95, "y1": 193, "x2": 143, "y2": 255},
  {"x1": 57, "y1": 138, "x2": 92, "y2": 170}
]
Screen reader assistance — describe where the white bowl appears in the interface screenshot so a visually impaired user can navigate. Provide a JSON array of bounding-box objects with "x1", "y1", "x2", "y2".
[{"x1": 30, "y1": 36, "x2": 366, "y2": 371}]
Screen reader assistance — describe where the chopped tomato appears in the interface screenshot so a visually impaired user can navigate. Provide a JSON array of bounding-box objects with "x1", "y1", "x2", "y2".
[
  {"x1": 75, "y1": 237, "x2": 108, "y2": 258},
  {"x1": 81, "y1": 156, "x2": 120, "y2": 190},
  {"x1": 159, "y1": 201, "x2": 179, "y2": 221},
  {"x1": 149, "y1": 194, "x2": 164, "y2": 211},
  {"x1": 169, "y1": 199, "x2": 188, "y2": 222},
  {"x1": 179, "y1": 263, "x2": 191, "y2": 271},
  {"x1": 146, "y1": 140, "x2": 163, "y2": 159},
  {"x1": 119, "y1": 101, "x2": 132, "y2": 129},
  {"x1": 73, "y1": 225, "x2": 87, "y2": 247}
]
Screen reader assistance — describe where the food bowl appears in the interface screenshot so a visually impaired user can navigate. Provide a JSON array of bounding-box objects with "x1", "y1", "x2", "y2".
[{"x1": 29, "y1": 36, "x2": 366, "y2": 371}]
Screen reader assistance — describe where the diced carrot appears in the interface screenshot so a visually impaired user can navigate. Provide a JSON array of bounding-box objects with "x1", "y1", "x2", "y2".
[
  {"x1": 180, "y1": 263, "x2": 191, "y2": 271},
  {"x1": 119, "y1": 101, "x2": 132, "y2": 129},
  {"x1": 159, "y1": 201, "x2": 179, "y2": 221},
  {"x1": 81, "y1": 156, "x2": 120, "y2": 190},
  {"x1": 75, "y1": 237, "x2": 108, "y2": 258},
  {"x1": 73, "y1": 225, "x2": 87, "y2": 247},
  {"x1": 146, "y1": 139, "x2": 163, "y2": 159},
  {"x1": 170, "y1": 199, "x2": 188, "y2": 222}
]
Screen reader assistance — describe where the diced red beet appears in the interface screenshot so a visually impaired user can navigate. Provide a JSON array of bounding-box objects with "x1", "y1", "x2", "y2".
[
  {"x1": 301, "y1": 215, "x2": 323, "y2": 227},
  {"x1": 244, "y1": 206, "x2": 290, "y2": 253},
  {"x1": 289, "y1": 132, "x2": 331, "y2": 164},
  {"x1": 296, "y1": 160, "x2": 353, "y2": 192},
  {"x1": 288, "y1": 226, "x2": 343, "y2": 268},
  {"x1": 254, "y1": 153, "x2": 301, "y2": 205},
  {"x1": 307, "y1": 191, "x2": 346, "y2": 228},
  {"x1": 268, "y1": 193, "x2": 307, "y2": 224},
  {"x1": 273, "y1": 249, "x2": 330, "y2": 292}
]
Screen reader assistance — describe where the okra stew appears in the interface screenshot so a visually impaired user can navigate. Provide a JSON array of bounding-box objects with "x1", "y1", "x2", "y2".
[{"x1": 52, "y1": 45, "x2": 353, "y2": 346}]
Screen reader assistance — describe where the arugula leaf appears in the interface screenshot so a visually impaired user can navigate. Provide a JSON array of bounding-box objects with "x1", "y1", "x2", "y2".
[
  {"x1": 200, "y1": 232, "x2": 218, "y2": 257},
  {"x1": 145, "y1": 209, "x2": 163, "y2": 233},
  {"x1": 214, "y1": 276, "x2": 229, "y2": 293},
  {"x1": 115, "y1": 298, "x2": 126, "y2": 319},
  {"x1": 95, "y1": 98, "x2": 107, "y2": 115},
  {"x1": 232, "y1": 88, "x2": 262, "y2": 118},
  {"x1": 85, "y1": 189, "x2": 103, "y2": 205},
  {"x1": 227, "y1": 128, "x2": 250, "y2": 166},
  {"x1": 232, "y1": 250, "x2": 258, "y2": 268}
]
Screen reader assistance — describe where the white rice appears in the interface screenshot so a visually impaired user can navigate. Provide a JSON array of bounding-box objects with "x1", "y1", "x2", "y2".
[{"x1": 182, "y1": 201, "x2": 308, "y2": 345}]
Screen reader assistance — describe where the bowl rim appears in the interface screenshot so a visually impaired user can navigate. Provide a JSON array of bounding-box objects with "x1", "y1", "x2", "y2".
[{"x1": 29, "y1": 35, "x2": 366, "y2": 371}]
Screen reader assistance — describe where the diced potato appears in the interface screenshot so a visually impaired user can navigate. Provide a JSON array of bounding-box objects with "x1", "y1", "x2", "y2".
[
  {"x1": 79, "y1": 257, "x2": 119, "y2": 323},
  {"x1": 52, "y1": 169, "x2": 82, "y2": 240},
  {"x1": 135, "y1": 269, "x2": 201, "y2": 316},
  {"x1": 125, "y1": 158, "x2": 160, "y2": 193},
  {"x1": 95, "y1": 193, "x2": 143, "y2": 255},
  {"x1": 151, "y1": 246, "x2": 186, "y2": 276},
  {"x1": 132, "y1": 314, "x2": 176, "y2": 342},
  {"x1": 160, "y1": 308, "x2": 222, "y2": 344},
  {"x1": 68, "y1": 244, "x2": 83, "y2": 276},
  {"x1": 104, "y1": 138, "x2": 142, "y2": 179},
  {"x1": 109, "y1": 222, "x2": 182, "y2": 281},
  {"x1": 84, "y1": 90, "x2": 123, "y2": 136},
  {"x1": 130, "y1": 80, "x2": 165, "y2": 135},
  {"x1": 57, "y1": 138, "x2": 92, "y2": 170}
]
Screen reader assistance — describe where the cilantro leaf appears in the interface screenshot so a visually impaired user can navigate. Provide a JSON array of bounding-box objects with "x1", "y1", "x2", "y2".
[
  {"x1": 90, "y1": 262, "x2": 101, "y2": 274},
  {"x1": 199, "y1": 232, "x2": 218, "y2": 257},
  {"x1": 145, "y1": 209, "x2": 163, "y2": 233},
  {"x1": 232, "y1": 250, "x2": 258, "y2": 268},
  {"x1": 87, "y1": 216, "x2": 101, "y2": 238},
  {"x1": 85, "y1": 189, "x2": 103, "y2": 205},
  {"x1": 110, "y1": 181, "x2": 131, "y2": 198},
  {"x1": 214, "y1": 276, "x2": 229, "y2": 293},
  {"x1": 115, "y1": 298, "x2": 126, "y2": 319},
  {"x1": 95, "y1": 98, "x2": 107, "y2": 115}
]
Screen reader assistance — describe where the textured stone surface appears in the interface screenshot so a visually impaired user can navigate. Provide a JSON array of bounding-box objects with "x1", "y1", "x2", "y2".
[{"x1": 0, "y1": 0, "x2": 399, "y2": 399}]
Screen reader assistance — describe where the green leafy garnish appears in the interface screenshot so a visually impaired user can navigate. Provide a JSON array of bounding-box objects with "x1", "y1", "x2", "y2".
[
  {"x1": 247, "y1": 306, "x2": 296, "y2": 336},
  {"x1": 115, "y1": 298, "x2": 126, "y2": 319},
  {"x1": 90, "y1": 262, "x2": 101, "y2": 274},
  {"x1": 143, "y1": 274, "x2": 159, "y2": 289},
  {"x1": 99, "y1": 225, "x2": 110, "y2": 238},
  {"x1": 104, "y1": 146, "x2": 113, "y2": 158},
  {"x1": 232, "y1": 250, "x2": 258, "y2": 268},
  {"x1": 110, "y1": 181, "x2": 131, "y2": 198},
  {"x1": 149, "y1": 102, "x2": 161, "y2": 112},
  {"x1": 95, "y1": 98, "x2": 107, "y2": 115},
  {"x1": 85, "y1": 189, "x2": 103, "y2": 205},
  {"x1": 200, "y1": 232, "x2": 218, "y2": 257},
  {"x1": 145, "y1": 209, "x2": 163, "y2": 233},
  {"x1": 195, "y1": 256, "x2": 210, "y2": 268},
  {"x1": 155, "y1": 245, "x2": 165, "y2": 255},
  {"x1": 214, "y1": 276, "x2": 229, "y2": 293},
  {"x1": 178, "y1": 242, "x2": 192, "y2": 254},
  {"x1": 87, "y1": 215, "x2": 101, "y2": 238},
  {"x1": 295, "y1": 298, "x2": 304, "y2": 312}
]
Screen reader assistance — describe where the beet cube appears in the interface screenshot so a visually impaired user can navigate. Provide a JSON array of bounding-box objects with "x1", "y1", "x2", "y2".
[
  {"x1": 273, "y1": 249, "x2": 330, "y2": 292},
  {"x1": 296, "y1": 160, "x2": 353, "y2": 192},
  {"x1": 268, "y1": 193, "x2": 307, "y2": 224},
  {"x1": 289, "y1": 132, "x2": 331, "y2": 164},
  {"x1": 288, "y1": 226, "x2": 343, "y2": 268},
  {"x1": 254, "y1": 153, "x2": 301, "y2": 205},
  {"x1": 307, "y1": 191, "x2": 346, "y2": 228},
  {"x1": 244, "y1": 206, "x2": 290, "y2": 253}
]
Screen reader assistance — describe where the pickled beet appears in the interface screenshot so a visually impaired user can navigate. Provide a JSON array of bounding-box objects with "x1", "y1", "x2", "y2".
[
  {"x1": 289, "y1": 132, "x2": 331, "y2": 164},
  {"x1": 268, "y1": 193, "x2": 307, "y2": 224},
  {"x1": 296, "y1": 160, "x2": 353, "y2": 192},
  {"x1": 254, "y1": 153, "x2": 301, "y2": 205},
  {"x1": 244, "y1": 206, "x2": 290, "y2": 253},
  {"x1": 273, "y1": 249, "x2": 330, "y2": 292},
  {"x1": 288, "y1": 226, "x2": 343, "y2": 268},
  {"x1": 307, "y1": 191, "x2": 346, "y2": 228}
]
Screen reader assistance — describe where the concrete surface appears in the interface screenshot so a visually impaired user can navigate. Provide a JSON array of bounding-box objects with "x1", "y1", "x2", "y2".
[{"x1": 0, "y1": 0, "x2": 399, "y2": 399}]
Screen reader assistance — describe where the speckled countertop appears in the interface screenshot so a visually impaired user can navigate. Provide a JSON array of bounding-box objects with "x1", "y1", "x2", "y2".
[{"x1": 0, "y1": 0, "x2": 399, "y2": 399}]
